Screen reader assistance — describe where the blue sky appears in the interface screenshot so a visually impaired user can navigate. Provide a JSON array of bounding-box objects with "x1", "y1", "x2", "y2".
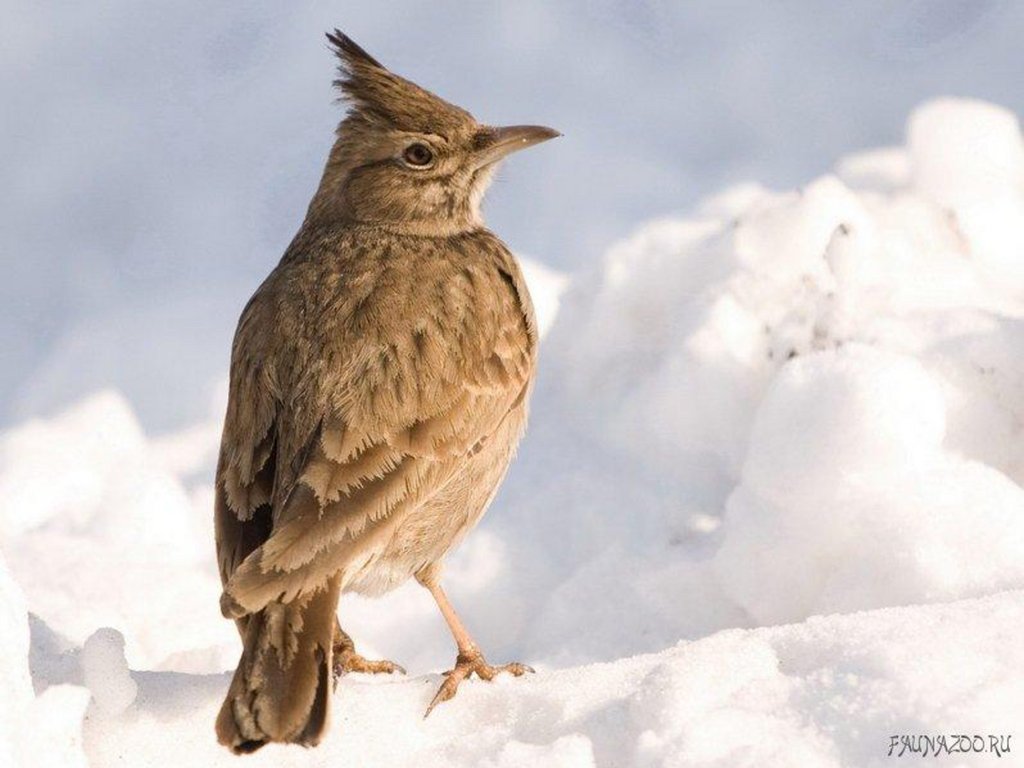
[{"x1": 3, "y1": 0, "x2": 1022, "y2": 429}]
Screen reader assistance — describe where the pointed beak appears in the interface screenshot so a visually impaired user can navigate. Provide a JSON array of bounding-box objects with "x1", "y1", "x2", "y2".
[{"x1": 471, "y1": 124, "x2": 561, "y2": 170}]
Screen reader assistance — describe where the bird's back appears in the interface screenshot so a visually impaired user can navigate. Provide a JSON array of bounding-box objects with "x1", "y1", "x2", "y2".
[{"x1": 217, "y1": 222, "x2": 537, "y2": 609}]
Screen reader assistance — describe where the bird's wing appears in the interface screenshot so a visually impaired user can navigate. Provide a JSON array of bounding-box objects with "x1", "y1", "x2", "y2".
[
  {"x1": 214, "y1": 287, "x2": 282, "y2": 595},
  {"x1": 218, "y1": 252, "x2": 534, "y2": 618}
]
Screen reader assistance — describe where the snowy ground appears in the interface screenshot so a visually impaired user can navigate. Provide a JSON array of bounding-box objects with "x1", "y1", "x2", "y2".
[{"x1": 3, "y1": 99, "x2": 1024, "y2": 766}]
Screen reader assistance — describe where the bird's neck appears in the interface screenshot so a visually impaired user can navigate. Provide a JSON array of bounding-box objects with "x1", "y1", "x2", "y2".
[{"x1": 304, "y1": 180, "x2": 482, "y2": 238}]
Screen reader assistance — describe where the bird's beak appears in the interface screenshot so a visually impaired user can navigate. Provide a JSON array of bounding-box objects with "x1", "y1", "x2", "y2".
[{"x1": 472, "y1": 125, "x2": 561, "y2": 170}]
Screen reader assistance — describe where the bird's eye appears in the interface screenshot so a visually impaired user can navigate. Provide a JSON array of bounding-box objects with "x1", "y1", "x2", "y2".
[{"x1": 402, "y1": 143, "x2": 434, "y2": 168}]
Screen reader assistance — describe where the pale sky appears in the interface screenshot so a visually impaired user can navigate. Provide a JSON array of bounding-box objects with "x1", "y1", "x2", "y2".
[{"x1": 3, "y1": 0, "x2": 1022, "y2": 428}]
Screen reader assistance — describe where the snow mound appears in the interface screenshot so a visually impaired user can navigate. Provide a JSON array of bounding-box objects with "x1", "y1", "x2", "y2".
[
  {"x1": 909, "y1": 99, "x2": 1024, "y2": 292},
  {"x1": 81, "y1": 628, "x2": 138, "y2": 717},
  {"x1": 554, "y1": 99, "x2": 1024, "y2": 474},
  {"x1": 714, "y1": 345, "x2": 1024, "y2": 624},
  {"x1": 0, "y1": 391, "x2": 234, "y2": 670},
  {"x1": 534, "y1": 97, "x2": 1024, "y2": 645}
]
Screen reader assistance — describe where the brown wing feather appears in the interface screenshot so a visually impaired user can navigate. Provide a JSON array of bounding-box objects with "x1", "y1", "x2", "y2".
[{"x1": 221, "y1": 373, "x2": 523, "y2": 617}]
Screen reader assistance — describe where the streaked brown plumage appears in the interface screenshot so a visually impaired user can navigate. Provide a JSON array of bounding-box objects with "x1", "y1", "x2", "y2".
[{"x1": 214, "y1": 31, "x2": 557, "y2": 753}]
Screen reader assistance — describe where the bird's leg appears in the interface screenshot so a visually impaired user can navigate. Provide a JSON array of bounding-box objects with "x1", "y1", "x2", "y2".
[
  {"x1": 418, "y1": 574, "x2": 533, "y2": 717},
  {"x1": 331, "y1": 619, "x2": 405, "y2": 686}
]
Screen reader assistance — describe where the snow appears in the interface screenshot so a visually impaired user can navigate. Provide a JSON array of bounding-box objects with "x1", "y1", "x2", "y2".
[
  {"x1": 2, "y1": 98, "x2": 1023, "y2": 766},
  {"x1": 0, "y1": 552, "x2": 31, "y2": 767},
  {"x1": 32, "y1": 592, "x2": 1024, "y2": 768},
  {"x1": 80, "y1": 629, "x2": 138, "y2": 718},
  {"x1": 1, "y1": 391, "x2": 230, "y2": 671},
  {"x1": 714, "y1": 346, "x2": 1024, "y2": 625},
  {"x1": 0, "y1": 554, "x2": 90, "y2": 767}
]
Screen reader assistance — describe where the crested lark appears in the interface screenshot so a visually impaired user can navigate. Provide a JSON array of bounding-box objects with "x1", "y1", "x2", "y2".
[{"x1": 214, "y1": 30, "x2": 557, "y2": 753}]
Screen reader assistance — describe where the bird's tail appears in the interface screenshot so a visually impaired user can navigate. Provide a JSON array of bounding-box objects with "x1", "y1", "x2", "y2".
[{"x1": 216, "y1": 575, "x2": 342, "y2": 754}]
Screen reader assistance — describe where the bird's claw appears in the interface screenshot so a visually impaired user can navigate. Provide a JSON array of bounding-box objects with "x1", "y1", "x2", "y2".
[
  {"x1": 423, "y1": 651, "x2": 533, "y2": 718},
  {"x1": 332, "y1": 650, "x2": 406, "y2": 688}
]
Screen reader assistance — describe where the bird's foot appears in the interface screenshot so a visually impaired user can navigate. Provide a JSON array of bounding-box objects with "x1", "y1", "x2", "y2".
[
  {"x1": 332, "y1": 648, "x2": 406, "y2": 685},
  {"x1": 424, "y1": 649, "x2": 534, "y2": 717}
]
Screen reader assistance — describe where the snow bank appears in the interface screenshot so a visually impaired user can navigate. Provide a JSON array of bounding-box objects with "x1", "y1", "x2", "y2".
[
  {"x1": 1, "y1": 98, "x2": 1022, "y2": 766},
  {"x1": 0, "y1": 554, "x2": 89, "y2": 767},
  {"x1": 535, "y1": 97, "x2": 1024, "y2": 644},
  {"x1": 0, "y1": 391, "x2": 233, "y2": 671},
  {"x1": 715, "y1": 345, "x2": 1024, "y2": 624},
  {"x1": 67, "y1": 591, "x2": 1024, "y2": 767}
]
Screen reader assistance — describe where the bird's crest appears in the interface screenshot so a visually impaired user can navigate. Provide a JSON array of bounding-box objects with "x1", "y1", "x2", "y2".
[{"x1": 326, "y1": 30, "x2": 473, "y2": 135}]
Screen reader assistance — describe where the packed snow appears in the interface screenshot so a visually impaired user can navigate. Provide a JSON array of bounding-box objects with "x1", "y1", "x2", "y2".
[{"x1": 3, "y1": 99, "x2": 1023, "y2": 766}]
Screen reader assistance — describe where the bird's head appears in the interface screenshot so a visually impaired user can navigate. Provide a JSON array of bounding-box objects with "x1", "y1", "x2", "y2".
[{"x1": 306, "y1": 31, "x2": 559, "y2": 235}]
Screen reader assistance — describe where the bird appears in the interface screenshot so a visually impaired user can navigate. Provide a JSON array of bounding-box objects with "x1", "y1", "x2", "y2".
[{"x1": 213, "y1": 30, "x2": 558, "y2": 754}]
